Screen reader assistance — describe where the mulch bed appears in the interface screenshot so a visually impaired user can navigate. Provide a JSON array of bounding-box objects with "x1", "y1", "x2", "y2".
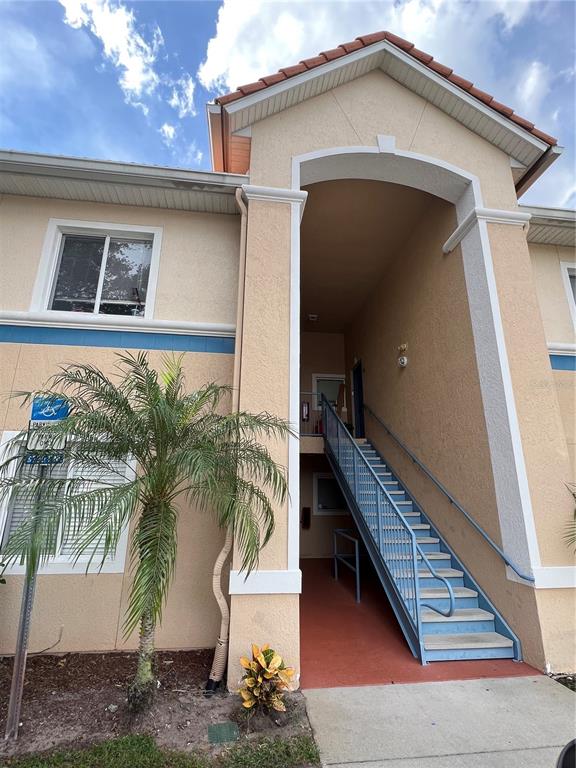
[{"x1": 0, "y1": 650, "x2": 312, "y2": 760}]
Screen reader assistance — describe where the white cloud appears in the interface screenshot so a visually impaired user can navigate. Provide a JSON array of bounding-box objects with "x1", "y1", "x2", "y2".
[
  {"x1": 181, "y1": 141, "x2": 203, "y2": 167},
  {"x1": 59, "y1": 0, "x2": 163, "y2": 105},
  {"x1": 516, "y1": 60, "x2": 551, "y2": 114},
  {"x1": 168, "y1": 74, "x2": 196, "y2": 118},
  {"x1": 197, "y1": 0, "x2": 537, "y2": 94},
  {"x1": 159, "y1": 122, "x2": 176, "y2": 145}
]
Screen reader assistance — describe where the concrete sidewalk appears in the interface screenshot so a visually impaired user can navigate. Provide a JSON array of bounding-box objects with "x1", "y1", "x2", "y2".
[{"x1": 304, "y1": 676, "x2": 575, "y2": 767}]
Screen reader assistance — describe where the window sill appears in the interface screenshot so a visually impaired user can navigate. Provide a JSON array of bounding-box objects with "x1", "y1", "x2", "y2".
[
  {"x1": 0, "y1": 311, "x2": 236, "y2": 338},
  {"x1": 4, "y1": 558, "x2": 126, "y2": 576}
]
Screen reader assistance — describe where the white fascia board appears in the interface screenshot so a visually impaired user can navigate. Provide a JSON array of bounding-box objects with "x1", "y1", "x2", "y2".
[
  {"x1": 0, "y1": 150, "x2": 247, "y2": 192},
  {"x1": 222, "y1": 41, "x2": 548, "y2": 160},
  {"x1": 519, "y1": 204, "x2": 576, "y2": 224},
  {"x1": 516, "y1": 145, "x2": 564, "y2": 198},
  {"x1": 206, "y1": 103, "x2": 221, "y2": 173}
]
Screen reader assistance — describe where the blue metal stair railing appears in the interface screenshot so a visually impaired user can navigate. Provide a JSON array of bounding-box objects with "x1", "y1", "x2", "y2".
[
  {"x1": 322, "y1": 396, "x2": 455, "y2": 663},
  {"x1": 363, "y1": 404, "x2": 535, "y2": 584}
]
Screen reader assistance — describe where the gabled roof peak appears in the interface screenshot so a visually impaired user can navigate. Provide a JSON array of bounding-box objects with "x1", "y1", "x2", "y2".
[{"x1": 215, "y1": 30, "x2": 557, "y2": 147}]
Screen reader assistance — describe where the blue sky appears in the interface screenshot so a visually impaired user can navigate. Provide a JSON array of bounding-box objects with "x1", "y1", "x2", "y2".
[{"x1": 0, "y1": 0, "x2": 574, "y2": 206}]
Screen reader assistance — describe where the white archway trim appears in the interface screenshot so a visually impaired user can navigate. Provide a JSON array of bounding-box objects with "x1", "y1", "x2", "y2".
[
  {"x1": 290, "y1": 141, "x2": 542, "y2": 586},
  {"x1": 443, "y1": 208, "x2": 531, "y2": 254}
]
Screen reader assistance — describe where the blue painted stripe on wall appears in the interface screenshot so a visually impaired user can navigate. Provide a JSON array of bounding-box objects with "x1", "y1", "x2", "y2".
[
  {"x1": 0, "y1": 325, "x2": 235, "y2": 354},
  {"x1": 550, "y1": 354, "x2": 576, "y2": 371}
]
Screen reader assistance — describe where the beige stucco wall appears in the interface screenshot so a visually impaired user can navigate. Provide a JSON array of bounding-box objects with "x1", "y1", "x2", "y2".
[
  {"x1": 0, "y1": 195, "x2": 240, "y2": 326},
  {"x1": 529, "y1": 243, "x2": 576, "y2": 346},
  {"x1": 299, "y1": 333, "x2": 350, "y2": 558},
  {"x1": 300, "y1": 454, "x2": 352, "y2": 559},
  {"x1": 300, "y1": 331, "x2": 345, "y2": 434},
  {"x1": 529, "y1": 242, "x2": 576, "y2": 476},
  {"x1": 344, "y1": 197, "x2": 547, "y2": 668},
  {"x1": 0, "y1": 344, "x2": 233, "y2": 654},
  {"x1": 227, "y1": 199, "x2": 300, "y2": 683},
  {"x1": 300, "y1": 331, "x2": 345, "y2": 392},
  {"x1": 249, "y1": 69, "x2": 518, "y2": 210},
  {"x1": 490, "y1": 225, "x2": 575, "y2": 672},
  {"x1": 489, "y1": 225, "x2": 574, "y2": 568}
]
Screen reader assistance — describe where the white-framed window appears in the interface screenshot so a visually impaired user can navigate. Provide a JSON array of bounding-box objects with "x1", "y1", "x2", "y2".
[
  {"x1": 313, "y1": 472, "x2": 348, "y2": 516},
  {"x1": 560, "y1": 262, "x2": 576, "y2": 329},
  {"x1": 312, "y1": 374, "x2": 345, "y2": 410},
  {"x1": 31, "y1": 219, "x2": 163, "y2": 320},
  {"x1": 0, "y1": 431, "x2": 133, "y2": 575}
]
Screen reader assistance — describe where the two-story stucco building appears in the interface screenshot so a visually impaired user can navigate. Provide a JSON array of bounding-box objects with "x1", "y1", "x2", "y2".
[{"x1": 1, "y1": 31, "x2": 575, "y2": 683}]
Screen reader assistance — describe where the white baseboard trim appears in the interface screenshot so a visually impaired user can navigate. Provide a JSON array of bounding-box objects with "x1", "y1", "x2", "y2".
[
  {"x1": 228, "y1": 569, "x2": 302, "y2": 595},
  {"x1": 533, "y1": 566, "x2": 576, "y2": 588}
]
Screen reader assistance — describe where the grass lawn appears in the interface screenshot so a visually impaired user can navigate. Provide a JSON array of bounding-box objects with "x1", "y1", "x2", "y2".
[{"x1": 1, "y1": 734, "x2": 320, "y2": 768}]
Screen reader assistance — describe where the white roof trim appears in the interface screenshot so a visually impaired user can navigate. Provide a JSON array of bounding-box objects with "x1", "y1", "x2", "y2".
[
  {"x1": 222, "y1": 40, "x2": 549, "y2": 164},
  {"x1": 0, "y1": 150, "x2": 247, "y2": 214},
  {"x1": 521, "y1": 204, "x2": 576, "y2": 246},
  {"x1": 0, "y1": 150, "x2": 246, "y2": 189}
]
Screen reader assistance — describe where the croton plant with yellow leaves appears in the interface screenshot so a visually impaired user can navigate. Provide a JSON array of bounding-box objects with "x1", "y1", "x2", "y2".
[{"x1": 238, "y1": 644, "x2": 295, "y2": 713}]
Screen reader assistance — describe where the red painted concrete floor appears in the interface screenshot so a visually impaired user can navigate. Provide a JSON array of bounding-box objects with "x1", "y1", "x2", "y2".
[{"x1": 299, "y1": 558, "x2": 538, "y2": 689}]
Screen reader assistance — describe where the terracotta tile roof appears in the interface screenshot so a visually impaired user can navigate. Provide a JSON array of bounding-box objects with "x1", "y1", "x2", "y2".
[{"x1": 215, "y1": 31, "x2": 557, "y2": 146}]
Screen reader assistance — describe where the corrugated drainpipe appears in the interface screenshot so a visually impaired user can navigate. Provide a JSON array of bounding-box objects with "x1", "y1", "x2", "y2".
[{"x1": 205, "y1": 187, "x2": 248, "y2": 692}]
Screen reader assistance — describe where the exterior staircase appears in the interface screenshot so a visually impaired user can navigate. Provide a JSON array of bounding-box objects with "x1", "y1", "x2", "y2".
[{"x1": 322, "y1": 399, "x2": 521, "y2": 664}]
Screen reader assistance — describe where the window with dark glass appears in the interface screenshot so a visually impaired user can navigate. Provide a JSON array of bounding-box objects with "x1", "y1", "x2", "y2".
[{"x1": 50, "y1": 234, "x2": 152, "y2": 316}]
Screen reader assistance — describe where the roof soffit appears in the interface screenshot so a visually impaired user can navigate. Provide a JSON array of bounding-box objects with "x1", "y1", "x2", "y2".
[{"x1": 221, "y1": 41, "x2": 552, "y2": 169}]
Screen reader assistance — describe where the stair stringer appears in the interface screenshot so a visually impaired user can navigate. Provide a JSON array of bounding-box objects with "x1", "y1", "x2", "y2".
[{"x1": 368, "y1": 447, "x2": 523, "y2": 661}]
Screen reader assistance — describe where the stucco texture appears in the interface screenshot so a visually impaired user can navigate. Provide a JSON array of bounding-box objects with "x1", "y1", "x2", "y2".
[
  {"x1": 249, "y1": 69, "x2": 518, "y2": 210},
  {"x1": 0, "y1": 195, "x2": 240, "y2": 326},
  {"x1": 343, "y1": 196, "x2": 546, "y2": 669},
  {"x1": 529, "y1": 243, "x2": 576, "y2": 346},
  {"x1": 488, "y1": 224, "x2": 575, "y2": 568},
  {"x1": 528, "y1": 242, "x2": 576, "y2": 477},
  {"x1": 0, "y1": 344, "x2": 233, "y2": 654},
  {"x1": 299, "y1": 454, "x2": 353, "y2": 559}
]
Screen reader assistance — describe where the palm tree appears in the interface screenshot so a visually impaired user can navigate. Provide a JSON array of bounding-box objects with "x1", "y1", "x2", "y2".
[
  {"x1": 0, "y1": 352, "x2": 290, "y2": 710},
  {"x1": 565, "y1": 483, "x2": 576, "y2": 552}
]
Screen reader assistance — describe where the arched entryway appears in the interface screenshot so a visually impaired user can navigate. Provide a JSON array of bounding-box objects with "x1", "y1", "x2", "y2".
[{"x1": 291, "y1": 142, "x2": 539, "y2": 685}]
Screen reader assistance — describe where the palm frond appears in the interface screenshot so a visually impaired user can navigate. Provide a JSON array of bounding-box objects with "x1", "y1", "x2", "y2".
[
  {"x1": 1, "y1": 352, "x2": 291, "y2": 640},
  {"x1": 123, "y1": 500, "x2": 178, "y2": 637}
]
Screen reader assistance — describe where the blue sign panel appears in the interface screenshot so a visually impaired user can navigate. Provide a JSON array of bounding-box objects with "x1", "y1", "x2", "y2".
[
  {"x1": 31, "y1": 397, "x2": 69, "y2": 422},
  {"x1": 25, "y1": 453, "x2": 65, "y2": 465}
]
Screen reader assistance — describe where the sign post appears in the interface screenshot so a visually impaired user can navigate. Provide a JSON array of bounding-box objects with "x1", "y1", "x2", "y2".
[{"x1": 4, "y1": 397, "x2": 68, "y2": 741}]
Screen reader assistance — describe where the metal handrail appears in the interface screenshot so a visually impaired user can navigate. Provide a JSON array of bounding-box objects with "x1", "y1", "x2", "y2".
[
  {"x1": 364, "y1": 404, "x2": 535, "y2": 583},
  {"x1": 322, "y1": 396, "x2": 455, "y2": 622}
]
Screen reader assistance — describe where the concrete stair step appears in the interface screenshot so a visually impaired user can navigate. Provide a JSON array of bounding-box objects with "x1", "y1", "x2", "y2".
[
  {"x1": 420, "y1": 586, "x2": 477, "y2": 599},
  {"x1": 388, "y1": 552, "x2": 450, "y2": 561},
  {"x1": 421, "y1": 607, "x2": 494, "y2": 623},
  {"x1": 418, "y1": 568, "x2": 463, "y2": 579},
  {"x1": 382, "y1": 524, "x2": 429, "y2": 531},
  {"x1": 423, "y1": 632, "x2": 513, "y2": 651}
]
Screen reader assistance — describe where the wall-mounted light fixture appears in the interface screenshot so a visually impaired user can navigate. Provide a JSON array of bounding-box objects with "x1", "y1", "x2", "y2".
[{"x1": 397, "y1": 343, "x2": 408, "y2": 368}]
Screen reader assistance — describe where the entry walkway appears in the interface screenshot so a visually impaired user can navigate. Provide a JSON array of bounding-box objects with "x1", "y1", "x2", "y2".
[
  {"x1": 300, "y1": 558, "x2": 536, "y2": 688},
  {"x1": 304, "y1": 676, "x2": 574, "y2": 767}
]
